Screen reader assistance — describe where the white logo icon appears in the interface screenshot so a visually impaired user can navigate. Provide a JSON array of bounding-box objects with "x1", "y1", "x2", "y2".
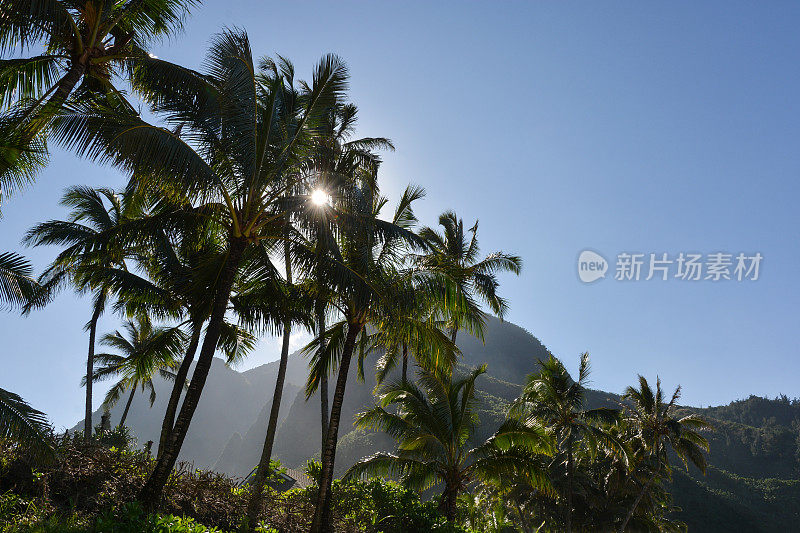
[{"x1": 578, "y1": 250, "x2": 608, "y2": 283}]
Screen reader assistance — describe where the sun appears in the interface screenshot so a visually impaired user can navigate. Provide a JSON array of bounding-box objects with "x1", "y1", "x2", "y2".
[{"x1": 310, "y1": 189, "x2": 330, "y2": 206}]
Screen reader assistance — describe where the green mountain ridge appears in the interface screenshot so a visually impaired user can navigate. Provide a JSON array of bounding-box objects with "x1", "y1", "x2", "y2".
[{"x1": 76, "y1": 317, "x2": 800, "y2": 531}]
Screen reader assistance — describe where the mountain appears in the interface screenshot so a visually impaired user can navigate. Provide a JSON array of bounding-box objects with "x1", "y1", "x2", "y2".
[{"x1": 74, "y1": 317, "x2": 800, "y2": 531}]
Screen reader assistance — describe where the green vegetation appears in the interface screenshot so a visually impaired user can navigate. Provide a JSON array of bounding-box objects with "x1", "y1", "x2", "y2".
[{"x1": 0, "y1": 2, "x2": 796, "y2": 532}]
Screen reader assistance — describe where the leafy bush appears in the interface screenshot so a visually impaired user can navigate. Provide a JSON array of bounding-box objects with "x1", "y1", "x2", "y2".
[
  {"x1": 94, "y1": 503, "x2": 223, "y2": 532},
  {"x1": 1, "y1": 439, "x2": 467, "y2": 532}
]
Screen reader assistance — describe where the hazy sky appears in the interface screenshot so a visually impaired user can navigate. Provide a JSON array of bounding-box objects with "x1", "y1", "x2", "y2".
[{"x1": 3, "y1": 1, "x2": 799, "y2": 428}]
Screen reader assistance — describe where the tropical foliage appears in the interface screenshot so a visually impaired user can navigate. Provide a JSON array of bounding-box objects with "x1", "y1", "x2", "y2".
[{"x1": 0, "y1": 5, "x2": 718, "y2": 532}]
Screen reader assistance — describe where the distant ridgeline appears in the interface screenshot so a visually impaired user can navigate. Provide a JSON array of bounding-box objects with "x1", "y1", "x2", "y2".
[{"x1": 75, "y1": 316, "x2": 800, "y2": 532}]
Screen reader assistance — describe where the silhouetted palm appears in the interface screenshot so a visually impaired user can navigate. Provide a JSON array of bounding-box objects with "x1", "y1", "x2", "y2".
[
  {"x1": 46, "y1": 29, "x2": 349, "y2": 506},
  {"x1": 303, "y1": 102, "x2": 393, "y2": 459},
  {"x1": 418, "y1": 211, "x2": 521, "y2": 344},
  {"x1": 511, "y1": 353, "x2": 625, "y2": 533},
  {"x1": 88, "y1": 315, "x2": 185, "y2": 428},
  {"x1": 24, "y1": 186, "x2": 131, "y2": 442},
  {"x1": 346, "y1": 365, "x2": 553, "y2": 522},
  {"x1": 302, "y1": 183, "x2": 426, "y2": 533},
  {"x1": 0, "y1": 0, "x2": 198, "y2": 185},
  {"x1": 617, "y1": 377, "x2": 710, "y2": 532},
  {"x1": 242, "y1": 101, "x2": 393, "y2": 531}
]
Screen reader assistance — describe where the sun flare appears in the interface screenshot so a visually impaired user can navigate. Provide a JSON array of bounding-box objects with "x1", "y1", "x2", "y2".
[{"x1": 310, "y1": 189, "x2": 330, "y2": 206}]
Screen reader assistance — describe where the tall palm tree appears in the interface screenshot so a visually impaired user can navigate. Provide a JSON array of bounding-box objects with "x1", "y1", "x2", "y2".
[
  {"x1": 301, "y1": 184, "x2": 431, "y2": 532},
  {"x1": 345, "y1": 365, "x2": 553, "y2": 522},
  {"x1": 511, "y1": 353, "x2": 625, "y2": 533},
  {"x1": 617, "y1": 377, "x2": 710, "y2": 533},
  {"x1": 303, "y1": 102, "x2": 393, "y2": 462},
  {"x1": 24, "y1": 186, "x2": 130, "y2": 442},
  {"x1": 88, "y1": 315, "x2": 185, "y2": 427},
  {"x1": 418, "y1": 211, "x2": 521, "y2": 345},
  {"x1": 84, "y1": 199, "x2": 256, "y2": 458},
  {"x1": 366, "y1": 187, "x2": 460, "y2": 385},
  {"x1": 235, "y1": 238, "x2": 316, "y2": 532},
  {"x1": 47, "y1": 29, "x2": 349, "y2": 506}
]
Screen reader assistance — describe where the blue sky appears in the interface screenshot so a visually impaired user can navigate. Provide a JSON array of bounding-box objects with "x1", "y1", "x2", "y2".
[{"x1": 2, "y1": 1, "x2": 799, "y2": 428}]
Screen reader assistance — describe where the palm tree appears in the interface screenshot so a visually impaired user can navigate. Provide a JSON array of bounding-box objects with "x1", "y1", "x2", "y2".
[
  {"x1": 300, "y1": 183, "x2": 437, "y2": 532},
  {"x1": 0, "y1": 0, "x2": 198, "y2": 187},
  {"x1": 0, "y1": 387, "x2": 53, "y2": 456},
  {"x1": 617, "y1": 377, "x2": 710, "y2": 532},
  {"x1": 0, "y1": 0, "x2": 198, "y2": 109},
  {"x1": 235, "y1": 239, "x2": 317, "y2": 532},
  {"x1": 84, "y1": 199, "x2": 256, "y2": 458},
  {"x1": 511, "y1": 353, "x2": 625, "y2": 533},
  {"x1": 88, "y1": 315, "x2": 185, "y2": 428},
  {"x1": 418, "y1": 211, "x2": 521, "y2": 345},
  {"x1": 46, "y1": 29, "x2": 350, "y2": 506},
  {"x1": 302, "y1": 102, "x2": 393, "y2": 463},
  {"x1": 24, "y1": 186, "x2": 130, "y2": 442},
  {"x1": 366, "y1": 188, "x2": 460, "y2": 385},
  {"x1": 345, "y1": 365, "x2": 553, "y2": 522}
]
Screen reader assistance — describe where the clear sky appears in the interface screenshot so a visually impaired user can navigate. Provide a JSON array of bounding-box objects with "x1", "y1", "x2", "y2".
[{"x1": 2, "y1": 1, "x2": 799, "y2": 429}]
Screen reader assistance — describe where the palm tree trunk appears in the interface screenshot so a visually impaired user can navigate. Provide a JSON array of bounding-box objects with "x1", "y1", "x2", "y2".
[
  {"x1": 119, "y1": 388, "x2": 136, "y2": 428},
  {"x1": 401, "y1": 342, "x2": 408, "y2": 383},
  {"x1": 310, "y1": 322, "x2": 361, "y2": 533},
  {"x1": 48, "y1": 61, "x2": 85, "y2": 111},
  {"x1": 450, "y1": 326, "x2": 459, "y2": 346},
  {"x1": 243, "y1": 226, "x2": 294, "y2": 532},
  {"x1": 566, "y1": 437, "x2": 574, "y2": 533},
  {"x1": 243, "y1": 317, "x2": 292, "y2": 531},
  {"x1": 438, "y1": 482, "x2": 459, "y2": 522},
  {"x1": 138, "y1": 237, "x2": 246, "y2": 510},
  {"x1": 618, "y1": 473, "x2": 656, "y2": 533},
  {"x1": 157, "y1": 322, "x2": 202, "y2": 459},
  {"x1": 317, "y1": 301, "x2": 328, "y2": 453},
  {"x1": 84, "y1": 300, "x2": 103, "y2": 442}
]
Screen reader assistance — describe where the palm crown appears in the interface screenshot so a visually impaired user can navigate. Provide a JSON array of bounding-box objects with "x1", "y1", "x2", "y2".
[
  {"x1": 346, "y1": 365, "x2": 552, "y2": 521},
  {"x1": 88, "y1": 315, "x2": 185, "y2": 427},
  {"x1": 418, "y1": 211, "x2": 521, "y2": 342}
]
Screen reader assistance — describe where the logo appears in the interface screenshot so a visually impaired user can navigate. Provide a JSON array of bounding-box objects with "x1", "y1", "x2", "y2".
[{"x1": 578, "y1": 250, "x2": 608, "y2": 283}]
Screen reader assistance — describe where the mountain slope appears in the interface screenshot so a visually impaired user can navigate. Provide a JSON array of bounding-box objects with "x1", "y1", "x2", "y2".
[{"x1": 73, "y1": 317, "x2": 800, "y2": 530}]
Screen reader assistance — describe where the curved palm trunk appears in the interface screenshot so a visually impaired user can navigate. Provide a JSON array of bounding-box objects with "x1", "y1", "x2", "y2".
[
  {"x1": 318, "y1": 301, "x2": 328, "y2": 453},
  {"x1": 243, "y1": 317, "x2": 292, "y2": 531},
  {"x1": 119, "y1": 387, "x2": 136, "y2": 427},
  {"x1": 138, "y1": 238, "x2": 246, "y2": 510},
  {"x1": 84, "y1": 299, "x2": 103, "y2": 442},
  {"x1": 157, "y1": 322, "x2": 202, "y2": 459},
  {"x1": 243, "y1": 228, "x2": 294, "y2": 532},
  {"x1": 438, "y1": 481, "x2": 459, "y2": 522},
  {"x1": 401, "y1": 342, "x2": 408, "y2": 383},
  {"x1": 566, "y1": 437, "x2": 574, "y2": 533},
  {"x1": 47, "y1": 61, "x2": 85, "y2": 113},
  {"x1": 310, "y1": 322, "x2": 361, "y2": 533},
  {"x1": 618, "y1": 457, "x2": 659, "y2": 533}
]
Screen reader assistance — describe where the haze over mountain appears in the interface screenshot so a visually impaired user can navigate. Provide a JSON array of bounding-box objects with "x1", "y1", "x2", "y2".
[{"x1": 75, "y1": 317, "x2": 800, "y2": 531}]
